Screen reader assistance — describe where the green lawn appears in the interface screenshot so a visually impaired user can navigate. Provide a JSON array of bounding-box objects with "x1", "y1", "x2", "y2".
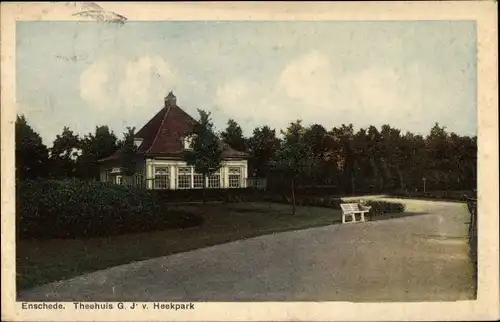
[{"x1": 17, "y1": 202, "x2": 342, "y2": 290}]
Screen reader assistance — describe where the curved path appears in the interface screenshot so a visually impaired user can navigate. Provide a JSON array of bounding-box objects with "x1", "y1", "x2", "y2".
[{"x1": 18, "y1": 198, "x2": 475, "y2": 302}]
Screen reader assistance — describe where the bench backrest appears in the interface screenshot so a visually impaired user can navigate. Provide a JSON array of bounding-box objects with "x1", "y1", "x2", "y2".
[{"x1": 340, "y1": 203, "x2": 361, "y2": 213}]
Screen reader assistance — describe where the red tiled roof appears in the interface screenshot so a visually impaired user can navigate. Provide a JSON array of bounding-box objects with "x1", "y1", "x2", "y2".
[
  {"x1": 99, "y1": 94, "x2": 249, "y2": 162},
  {"x1": 141, "y1": 104, "x2": 197, "y2": 155}
]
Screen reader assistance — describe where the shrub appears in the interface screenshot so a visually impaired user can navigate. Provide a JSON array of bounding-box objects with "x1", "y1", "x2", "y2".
[
  {"x1": 16, "y1": 179, "x2": 203, "y2": 239},
  {"x1": 390, "y1": 190, "x2": 475, "y2": 202},
  {"x1": 348, "y1": 199, "x2": 406, "y2": 215},
  {"x1": 259, "y1": 194, "x2": 404, "y2": 215}
]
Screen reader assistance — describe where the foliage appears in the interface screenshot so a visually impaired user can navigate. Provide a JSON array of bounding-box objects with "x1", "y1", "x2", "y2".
[
  {"x1": 265, "y1": 121, "x2": 476, "y2": 195},
  {"x1": 247, "y1": 125, "x2": 280, "y2": 177},
  {"x1": 221, "y1": 119, "x2": 247, "y2": 152},
  {"x1": 349, "y1": 199, "x2": 406, "y2": 215},
  {"x1": 120, "y1": 126, "x2": 138, "y2": 176},
  {"x1": 260, "y1": 195, "x2": 405, "y2": 214},
  {"x1": 185, "y1": 109, "x2": 223, "y2": 182},
  {"x1": 273, "y1": 120, "x2": 314, "y2": 214},
  {"x1": 49, "y1": 126, "x2": 82, "y2": 178},
  {"x1": 16, "y1": 179, "x2": 203, "y2": 239},
  {"x1": 15, "y1": 115, "x2": 49, "y2": 180},
  {"x1": 390, "y1": 189, "x2": 476, "y2": 202},
  {"x1": 79, "y1": 126, "x2": 118, "y2": 180},
  {"x1": 20, "y1": 107, "x2": 476, "y2": 197}
]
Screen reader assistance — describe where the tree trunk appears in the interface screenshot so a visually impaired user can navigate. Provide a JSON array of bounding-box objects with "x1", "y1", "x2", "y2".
[
  {"x1": 291, "y1": 176, "x2": 296, "y2": 216},
  {"x1": 203, "y1": 174, "x2": 207, "y2": 205}
]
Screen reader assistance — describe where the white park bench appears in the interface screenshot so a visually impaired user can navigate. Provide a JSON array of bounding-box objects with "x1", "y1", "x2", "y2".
[{"x1": 340, "y1": 203, "x2": 371, "y2": 224}]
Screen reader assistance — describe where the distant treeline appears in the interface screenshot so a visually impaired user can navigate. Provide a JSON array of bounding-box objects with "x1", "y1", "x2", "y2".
[{"x1": 16, "y1": 114, "x2": 476, "y2": 194}]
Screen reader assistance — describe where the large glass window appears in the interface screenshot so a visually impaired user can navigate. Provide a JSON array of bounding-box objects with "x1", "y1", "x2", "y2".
[
  {"x1": 154, "y1": 166, "x2": 169, "y2": 190},
  {"x1": 193, "y1": 173, "x2": 205, "y2": 189},
  {"x1": 178, "y1": 167, "x2": 192, "y2": 189},
  {"x1": 208, "y1": 171, "x2": 221, "y2": 188},
  {"x1": 228, "y1": 167, "x2": 241, "y2": 188}
]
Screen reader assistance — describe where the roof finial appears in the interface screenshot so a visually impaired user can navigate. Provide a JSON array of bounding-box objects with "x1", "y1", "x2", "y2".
[{"x1": 164, "y1": 91, "x2": 177, "y2": 107}]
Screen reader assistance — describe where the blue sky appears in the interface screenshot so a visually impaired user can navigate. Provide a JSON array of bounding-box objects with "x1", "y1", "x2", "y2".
[{"x1": 17, "y1": 20, "x2": 477, "y2": 146}]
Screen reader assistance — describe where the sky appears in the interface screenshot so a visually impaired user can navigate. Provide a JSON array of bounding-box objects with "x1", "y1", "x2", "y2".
[{"x1": 17, "y1": 20, "x2": 477, "y2": 146}]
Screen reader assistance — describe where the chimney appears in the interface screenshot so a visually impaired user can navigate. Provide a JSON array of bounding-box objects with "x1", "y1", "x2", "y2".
[{"x1": 164, "y1": 91, "x2": 177, "y2": 107}]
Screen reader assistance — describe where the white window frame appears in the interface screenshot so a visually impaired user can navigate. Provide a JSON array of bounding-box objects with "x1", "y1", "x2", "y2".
[
  {"x1": 116, "y1": 175, "x2": 123, "y2": 185},
  {"x1": 183, "y1": 135, "x2": 195, "y2": 150},
  {"x1": 193, "y1": 172, "x2": 205, "y2": 189},
  {"x1": 208, "y1": 173, "x2": 221, "y2": 188},
  {"x1": 178, "y1": 166, "x2": 192, "y2": 189},
  {"x1": 228, "y1": 167, "x2": 241, "y2": 188},
  {"x1": 154, "y1": 166, "x2": 169, "y2": 190}
]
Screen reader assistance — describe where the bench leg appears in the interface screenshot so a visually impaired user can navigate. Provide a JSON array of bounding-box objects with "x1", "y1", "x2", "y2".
[
  {"x1": 342, "y1": 214, "x2": 345, "y2": 224},
  {"x1": 360, "y1": 212, "x2": 365, "y2": 222},
  {"x1": 351, "y1": 214, "x2": 356, "y2": 223}
]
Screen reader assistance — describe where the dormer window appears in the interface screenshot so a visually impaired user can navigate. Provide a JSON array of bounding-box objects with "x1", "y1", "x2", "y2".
[
  {"x1": 134, "y1": 138, "x2": 143, "y2": 149},
  {"x1": 183, "y1": 135, "x2": 195, "y2": 150}
]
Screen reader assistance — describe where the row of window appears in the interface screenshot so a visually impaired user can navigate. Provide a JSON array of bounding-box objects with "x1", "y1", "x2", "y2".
[{"x1": 151, "y1": 166, "x2": 242, "y2": 189}]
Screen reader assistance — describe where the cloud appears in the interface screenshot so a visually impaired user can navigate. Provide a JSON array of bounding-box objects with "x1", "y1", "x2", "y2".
[
  {"x1": 214, "y1": 50, "x2": 341, "y2": 133},
  {"x1": 277, "y1": 50, "x2": 336, "y2": 109},
  {"x1": 80, "y1": 60, "x2": 111, "y2": 108},
  {"x1": 80, "y1": 55, "x2": 176, "y2": 115},
  {"x1": 353, "y1": 66, "x2": 402, "y2": 111},
  {"x1": 213, "y1": 50, "x2": 455, "y2": 136}
]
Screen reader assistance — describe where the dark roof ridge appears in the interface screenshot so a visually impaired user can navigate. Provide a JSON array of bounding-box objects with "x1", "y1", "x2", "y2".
[{"x1": 145, "y1": 105, "x2": 171, "y2": 154}]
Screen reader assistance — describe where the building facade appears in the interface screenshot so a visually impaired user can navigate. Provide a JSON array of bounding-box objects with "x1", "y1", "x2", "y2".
[{"x1": 98, "y1": 92, "x2": 249, "y2": 190}]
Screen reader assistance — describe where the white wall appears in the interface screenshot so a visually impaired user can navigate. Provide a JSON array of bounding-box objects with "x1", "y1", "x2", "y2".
[{"x1": 100, "y1": 158, "x2": 248, "y2": 190}]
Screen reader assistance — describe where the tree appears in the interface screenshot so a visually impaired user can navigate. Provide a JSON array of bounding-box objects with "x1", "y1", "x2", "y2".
[
  {"x1": 273, "y1": 120, "x2": 312, "y2": 215},
  {"x1": 49, "y1": 126, "x2": 82, "y2": 178},
  {"x1": 120, "y1": 127, "x2": 138, "y2": 176},
  {"x1": 425, "y1": 122, "x2": 450, "y2": 190},
  {"x1": 15, "y1": 115, "x2": 49, "y2": 180},
  {"x1": 185, "y1": 109, "x2": 223, "y2": 204},
  {"x1": 221, "y1": 119, "x2": 247, "y2": 152},
  {"x1": 303, "y1": 124, "x2": 328, "y2": 183},
  {"x1": 247, "y1": 125, "x2": 280, "y2": 177},
  {"x1": 79, "y1": 126, "x2": 118, "y2": 180},
  {"x1": 329, "y1": 124, "x2": 356, "y2": 194}
]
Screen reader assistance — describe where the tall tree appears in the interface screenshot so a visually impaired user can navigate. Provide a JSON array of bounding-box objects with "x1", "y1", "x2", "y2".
[
  {"x1": 120, "y1": 126, "x2": 138, "y2": 177},
  {"x1": 329, "y1": 124, "x2": 356, "y2": 194},
  {"x1": 221, "y1": 119, "x2": 247, "y2": 152},
  {"x1": 185, "y1": 110, "x2": 223, "y2": 204},
  {"x1": 273, "y1": 120, "x2": 312, "y2": 215},
  {"x1": 49, "y1": 126, "x2": 82, "y2": 178},
  {"x1": 247, "y1": 125, "x2": 280, "y2": 177},
  {"x1": 15, "y1": 115, "x2": 49, "y2": 180},
  {"x1": 303, "y1": 124, "x2": 328, "y2": 183},
  {"x1": 79, "y1": 126, "x2": 118, "y2": 180},
  {"x1": 425, "y1": 122, "x2": 450, "y2": 190}
]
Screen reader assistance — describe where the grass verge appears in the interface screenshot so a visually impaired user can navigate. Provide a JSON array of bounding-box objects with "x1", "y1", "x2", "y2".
[{"x1": 17, "y1": 202, "x2": 342, "y2": 290}]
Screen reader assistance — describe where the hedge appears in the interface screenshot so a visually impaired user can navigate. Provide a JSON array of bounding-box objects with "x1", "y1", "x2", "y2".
[
  {"x1": 258, "y1": 195, "x2": 405, "y2": 214},
  {"x1": 347, "y1": 199, "x2": 406, "y2": 214},
  {"x1": 16, "y1": 179, "x2": 203, "y2": 239},
  {"x1": 389, "y1": 190, "x2": 476, "y2": 202}
]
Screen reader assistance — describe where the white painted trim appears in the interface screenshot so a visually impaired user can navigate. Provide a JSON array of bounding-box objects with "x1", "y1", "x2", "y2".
[{"x1": 142, "y1": 158, "x2": 248, "y2": 190}]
